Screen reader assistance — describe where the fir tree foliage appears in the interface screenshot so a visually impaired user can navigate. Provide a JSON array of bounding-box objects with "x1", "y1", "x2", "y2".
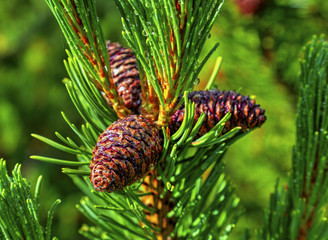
[
  {"x1": 31, "y1": 0, "x2": 265, "y2": 239},
  {"x1": 0, "y1": 159, "x2": 61, "y2": 240},
  {"x1": 259, "y1": 36, "x2": 328, "y2": 240}
]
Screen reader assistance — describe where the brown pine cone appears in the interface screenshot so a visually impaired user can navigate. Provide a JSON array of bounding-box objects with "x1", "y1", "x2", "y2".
[
  {"x1": 89, "y1": 115, "x2": 163, "y2": 193},
  {"x1": 105, "y1": 41, "x2": 141, "y2": 113},
  {"x1": 170, "y1": 90, "x2": 266, "y2": 138}
]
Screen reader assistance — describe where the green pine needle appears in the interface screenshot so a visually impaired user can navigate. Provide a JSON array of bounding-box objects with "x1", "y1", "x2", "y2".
[
  {"x1": 30, "y1": 156, "x2": 89, "y2": 166},
  {"x1": 0, "y1": 159, "x2": 60, "y2": 240},
  {"x1": 205, "y1": 56, "x2": 223, "y2": 90}
]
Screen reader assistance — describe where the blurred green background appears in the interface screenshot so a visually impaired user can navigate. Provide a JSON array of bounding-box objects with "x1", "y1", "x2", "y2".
[{"x1": 0, "y1": 0, "x2": 327, "y2": 239}]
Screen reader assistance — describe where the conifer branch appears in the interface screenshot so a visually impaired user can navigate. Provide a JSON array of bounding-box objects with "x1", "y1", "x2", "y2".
[
  {"x1": 0, "y1": 159, "x2": 60, "y2": 240},
  {"x1": 45, "y1": 0, "x2": 131, "y2": 117},
  {"x1": 259, "y1": 35, "x2": 328, "y2": 240},
  {"x1": 33, "y1": 0, "x2": 269, "y2": 239},
  {"x1": 114, "y1": 0, "x2": 224, "y2": 125},
  {"x1": 32, "y1": 89, "x2": 247, "y2": 239}
]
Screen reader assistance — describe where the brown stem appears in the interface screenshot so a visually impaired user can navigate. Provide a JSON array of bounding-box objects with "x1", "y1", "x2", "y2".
[{"x1": 142, "y1": 169, "x2": 177, "y2": 240}]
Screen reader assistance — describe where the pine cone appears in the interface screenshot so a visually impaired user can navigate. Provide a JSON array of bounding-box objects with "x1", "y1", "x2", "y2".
[
  {"x1": 89, "y1": 115, "x2": 163, "y2": 193},
  {"x1": 170, "y1": 90, "x2": 266, "y2": 138},
  {"x1": 105, "y1": 41, "x2": 141, "y2": 113},
  {"x1": 235, "y1": 0, "x2": 266, "y2": 15}
]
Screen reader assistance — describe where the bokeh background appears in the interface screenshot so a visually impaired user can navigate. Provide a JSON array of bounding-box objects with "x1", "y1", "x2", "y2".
[{"x1": 0, "y1": 0, "x2": 327, "y2": 239}]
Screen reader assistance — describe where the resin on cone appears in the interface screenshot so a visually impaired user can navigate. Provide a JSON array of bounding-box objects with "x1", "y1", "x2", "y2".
[
  {"x1": 89, "y1": 115, "x2": 163, "y2": 193},
  {"x1": 170, "y1": 90, "x2": 266, "y2": 138},
  {"x1": 105, "y1": 41, "x2": 142, "y2": 113}
]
